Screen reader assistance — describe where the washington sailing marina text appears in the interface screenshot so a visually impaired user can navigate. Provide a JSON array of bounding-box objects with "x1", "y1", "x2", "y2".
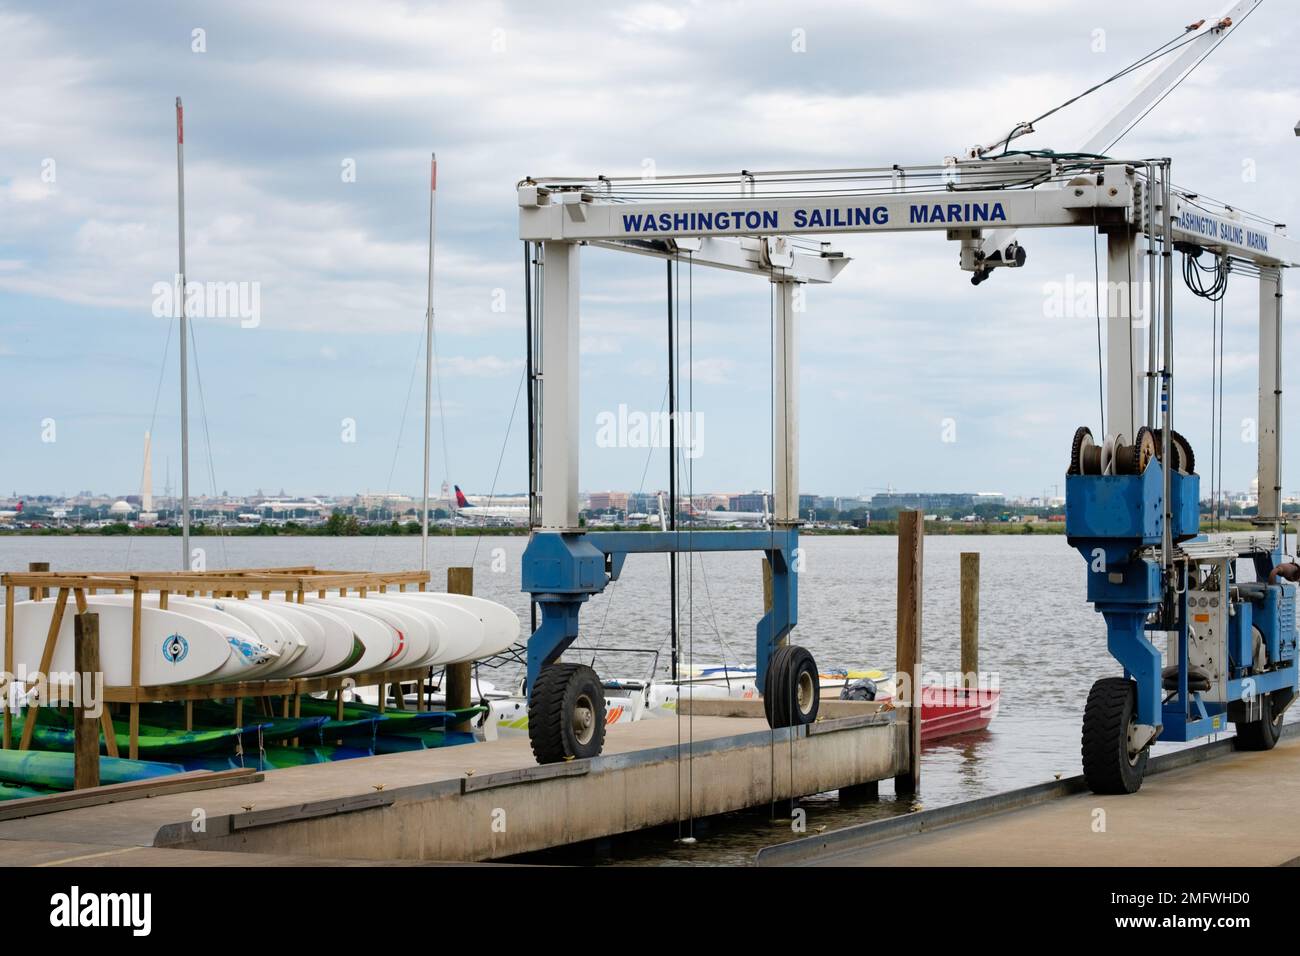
[{"x1": 618, "y1": 200, "x2": 1008, "y2": 234}]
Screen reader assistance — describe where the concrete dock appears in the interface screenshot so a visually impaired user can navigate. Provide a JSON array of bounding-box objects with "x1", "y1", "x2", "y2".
[
  {"x1": 758, "y1": 731, "x2": 1300, "y2": 867},
  {"x1": 0, "y1": 708, "x2": 904, "y2": 864}
]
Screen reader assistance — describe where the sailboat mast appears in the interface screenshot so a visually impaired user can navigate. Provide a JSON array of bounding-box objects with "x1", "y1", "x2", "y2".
[
  {"x1": 175, "y1": 97, "x2": 191, "y2": 571},
  {"x1": 421, "y1": 153, "x2": 436, "y2": 571}
]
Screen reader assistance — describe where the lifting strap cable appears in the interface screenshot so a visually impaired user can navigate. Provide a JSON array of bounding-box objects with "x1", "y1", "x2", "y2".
[
  {"x1": 1210, "y1": 295, "x2": 1218, "y2": 527},
  {"x1": 668, "y1": 257, "x2": 683, "y2": 840},
  {"x1": 780, "y1": 268, "x2": 795, "y2": 817},
  {"x1": 1211, "y1": 295, "x2": 1222, "y2": 528},
  {"x1": 767, "y1": 275, "x2": 776, "y2": 816},
  {"x1": 686, "y1": 250, "x2": 696, "y2": 837}
]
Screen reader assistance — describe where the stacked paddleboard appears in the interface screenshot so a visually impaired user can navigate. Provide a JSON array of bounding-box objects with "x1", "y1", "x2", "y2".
[{"x1": 1, "y1": 592, "x2": 520, "y2": 687}]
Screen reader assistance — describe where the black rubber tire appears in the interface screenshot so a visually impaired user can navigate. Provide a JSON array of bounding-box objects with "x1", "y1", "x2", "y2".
[
  {"x1": 528, "y1": 662, "x2": 607, "y2": 764},
  {"x1": 1234, "y1": 690, "x2": 1283, "y2": 751},
  {"x1": 763, "y1": 645, "x2": 820, "y2": 729},
  {"x1": 1082, "y1": 677, "x2": 1149, "y2": 794}
]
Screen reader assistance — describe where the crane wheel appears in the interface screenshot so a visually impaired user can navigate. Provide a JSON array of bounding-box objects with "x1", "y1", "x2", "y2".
[
  {"x1": 1233, "y1": 690, "x2": 1284, "y2": 751},
  {"x1": 1082, "y1": 677, "x2": 1148, "y2": 794},
  {"x1": 528, "y1": 662, "x2": 607, "y2": 764},
  {"x1": 764, "y1": 645, "x2": 821, "y2": 729}
]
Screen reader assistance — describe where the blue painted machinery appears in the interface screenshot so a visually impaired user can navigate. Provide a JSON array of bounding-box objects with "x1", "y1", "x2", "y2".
[
  {"x1": 520, "y1": 528, "x2": 819, "y2": 763},
  {"x1": 1066, "y1": 426, "x2": 1298, "y2": 793}
]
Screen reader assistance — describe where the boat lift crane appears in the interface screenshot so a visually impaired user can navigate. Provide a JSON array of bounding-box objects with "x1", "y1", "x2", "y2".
[{"x1": 515, "y1": 3, "x2": 1299, "y2": 789}]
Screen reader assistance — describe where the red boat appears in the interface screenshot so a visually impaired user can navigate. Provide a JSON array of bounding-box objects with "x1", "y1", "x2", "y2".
[{"x1": 876, "y1": 685, "x2": 1001, "y2": 742}]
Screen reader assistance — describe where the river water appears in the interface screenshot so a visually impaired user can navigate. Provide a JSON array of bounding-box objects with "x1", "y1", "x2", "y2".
[{"x1": 0, "y1": 533, "x2": 1280, "y2": 865}]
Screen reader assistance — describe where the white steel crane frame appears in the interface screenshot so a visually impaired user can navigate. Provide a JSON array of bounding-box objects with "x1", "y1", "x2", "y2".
[{"x1": 520, "y1": 162, "x2": 1296, "y2": 531}]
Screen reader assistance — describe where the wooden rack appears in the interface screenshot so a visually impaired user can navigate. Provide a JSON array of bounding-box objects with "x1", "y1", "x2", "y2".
[{"x1": 1, "y1": 566, "x2": 438, "y2": 759}]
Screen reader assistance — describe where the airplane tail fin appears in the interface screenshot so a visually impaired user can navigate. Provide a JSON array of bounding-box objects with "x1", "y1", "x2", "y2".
[
  {"x1": 15, "y1": 501, "x2": 21, "y2": 514},
  {"x1": 453, "y1": 486, "x2": 471, "y2": 509}
]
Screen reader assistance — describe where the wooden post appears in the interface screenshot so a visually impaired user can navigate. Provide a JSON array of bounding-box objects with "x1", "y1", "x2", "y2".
[
  {"x1": 960, "y1": 552, "x2": 980, "y2": 689},
  {"x1": 72, "y1": 588, "x2": 117, "y2": 758},
  {"x1": 73, "y1": 612, "x2": 101, "y2": 790},
  {"x1": 28, "y1": 562, "x2": 49, "y2": 602},
  {"x1": 3, "y1": 577, "x2": 15, "y2": 748},
  {"x1": 894, "y1": 511, "x2": 923, "y2": 795},
  {"x1": 446, "y1": 568, "x2": 474, "y2": 731},
  {"x1": 129, "y1": 585, "x2": 142, "y2": 760}
]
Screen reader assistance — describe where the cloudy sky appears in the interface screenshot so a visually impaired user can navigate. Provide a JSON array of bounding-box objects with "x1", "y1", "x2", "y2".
[{"x1": 1, "y1": 0, "x2": 1297, "y2": 502}]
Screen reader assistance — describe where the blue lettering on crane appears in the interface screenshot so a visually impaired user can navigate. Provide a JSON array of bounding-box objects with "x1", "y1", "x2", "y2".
[{"x1": 909, "y1": 202, "x2": 1006, "y2": 224}]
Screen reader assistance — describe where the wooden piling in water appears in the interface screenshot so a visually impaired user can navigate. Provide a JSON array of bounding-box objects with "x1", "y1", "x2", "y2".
[
  {"x1": 446, "y1": 568, "x2": 474, "y2": 732},
  {"x1": 74, "y1": 612, "x2": 101, "y2": 790},
  {"x1": 894, "y1": 510, "x2": 923, "y2": 795},
  {"x1": 960, "y1": 552, "x2": 980, "y2": 688}
]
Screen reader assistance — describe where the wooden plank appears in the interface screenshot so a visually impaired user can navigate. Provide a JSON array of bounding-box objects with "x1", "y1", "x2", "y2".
[
  {"x1": 960, "y1": 551, "x2": 980, "y2": 688},
  {"x1": 19, "y1": 587, "x2": 71, "y2": 751},
  {"x1": 0, "y1": 768, "x2": 262, "y2": 822},
  {"x1": 100, "y1": 708, "x2": 119, "y2": 759},
  {"x1": 446, "y1": 568, "x2": 474, "y2": 731},
  {"x1": 894, "y1": 510, "x2": 923, "y2": 795},
  {"x1": 99, "y1": 665, "x2": 433, "y2": 703},
  {"x1": 74, "y1": 613, "x2": 101, "y2": 790}
]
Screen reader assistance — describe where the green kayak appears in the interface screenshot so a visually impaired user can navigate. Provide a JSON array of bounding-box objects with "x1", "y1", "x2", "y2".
[
  {"x1": 0, "y1": 781, "x2": 61, "y2": 801},
  {"x1": 297, "y1": 696, "x2": 485, "y2": 730},
  {"x1": 0, "y1": 750, "x2": 184, "y2": 790},
  {"x1": 14, "y1": 710, "x2": 255, "y2": 757},
  {"x1": 147, "y1": 701, "x2": 377, "y2": 744}
]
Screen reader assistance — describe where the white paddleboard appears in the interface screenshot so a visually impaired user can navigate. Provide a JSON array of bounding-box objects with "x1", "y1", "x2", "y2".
[
  {"x1": 191, "y1": 597, "x2": 305, "y2": 677},
  {"x1": 354, "y1": 596, "x2": 449, "y2": 666},
  {"x1": 246, "y1": 600, "x2": 344, "y2": 677},
  {"x1": 394, "y1": 593, "x2": 519, "y2": 662},
  {"x1": 91, "y1": 595, "x2": 277, "y2": 680},
  {"x1": 382, "y1": 595, "x2": 481, "y2": 663},
  {"x1": 4, "y1": 600, "x2": 232, "y2": 687},
  {"x1": 320, "y1": 598, "x2": 431, "y2": 669},
  {"x1": 301, "y1": 600, "x2": 396, "y2": 675}
]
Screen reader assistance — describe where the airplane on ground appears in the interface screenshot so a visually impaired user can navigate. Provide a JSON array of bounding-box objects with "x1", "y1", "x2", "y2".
[{"x1": 453, "y1": 486, "x2": 529, "y2": 523}]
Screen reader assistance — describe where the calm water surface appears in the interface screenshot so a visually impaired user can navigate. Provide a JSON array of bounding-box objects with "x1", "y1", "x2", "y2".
[{"x1": 0, "y1": 533, "x2": 1271, "y2": 865}]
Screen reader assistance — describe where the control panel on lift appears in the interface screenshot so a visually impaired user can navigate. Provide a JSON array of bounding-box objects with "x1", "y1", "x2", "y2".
[{"x1": 1175, "y1": 561, "x2": 1229, "y2": 704}]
